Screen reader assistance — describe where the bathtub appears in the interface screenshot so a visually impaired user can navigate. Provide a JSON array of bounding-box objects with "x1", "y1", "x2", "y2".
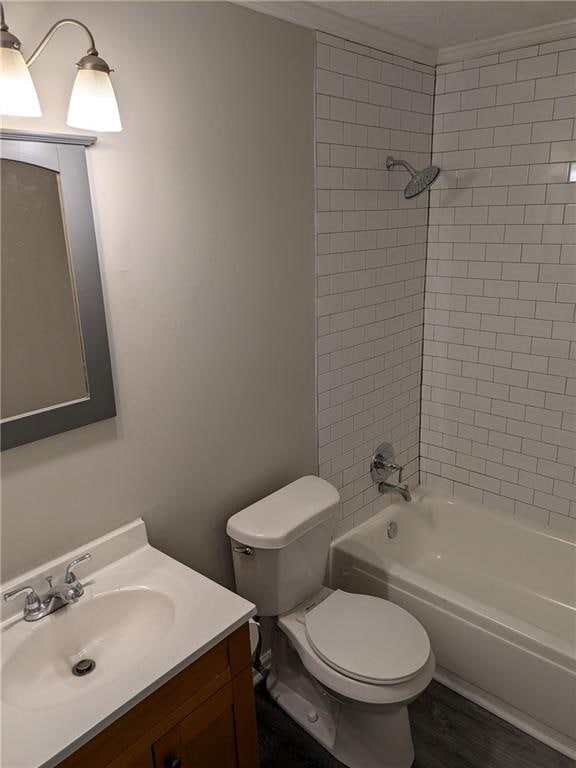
[{"x1": 329, "y1": 487, "x2": 576, "y2": 759}]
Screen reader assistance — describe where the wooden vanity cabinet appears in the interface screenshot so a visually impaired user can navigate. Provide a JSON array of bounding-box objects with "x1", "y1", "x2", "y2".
[
  {"x1": 153, "y1": 681, "x2": 237, "y2": 768},
  {"x1": 114, "y1": 753, "x2": 154, "y2": 768},
  {"x1": 57, "y1": 624, "x2": 258, "y2": 768}
]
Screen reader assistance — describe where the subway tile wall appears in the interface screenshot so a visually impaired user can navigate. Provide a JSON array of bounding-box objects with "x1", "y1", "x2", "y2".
[
  {"x1": 315, "y1": 32, "x2": 434, "y2": 536},
  {"x1": 422, "y1": 37, "x2": 576, "y2": 533}
]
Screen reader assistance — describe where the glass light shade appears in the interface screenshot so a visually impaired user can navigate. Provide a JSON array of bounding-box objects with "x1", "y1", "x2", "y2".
[
  {"x1": 67, "y1": 68, "x2": 122, "y2": 132},
  {"x1": 0, "y1": 46, "x2": 41, "y2": 117}
]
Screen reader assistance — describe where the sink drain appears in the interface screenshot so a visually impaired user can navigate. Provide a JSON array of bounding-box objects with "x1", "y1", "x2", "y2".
[{"x1": 72, "y1": 658, "x2": 96, "y2": 677}]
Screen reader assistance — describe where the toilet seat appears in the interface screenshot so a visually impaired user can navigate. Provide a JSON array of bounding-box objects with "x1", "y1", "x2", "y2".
[
  {"x1": 305, "y1": 590, "x2": 431, "y2": 685},
  {"x1": 277, "y1": 588, "x2": 435, "y2": 705}
]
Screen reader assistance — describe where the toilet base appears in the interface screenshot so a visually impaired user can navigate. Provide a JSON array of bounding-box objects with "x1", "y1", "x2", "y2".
[{"x1": 267, "y1": 627, "x2": 415, "y2": 768}]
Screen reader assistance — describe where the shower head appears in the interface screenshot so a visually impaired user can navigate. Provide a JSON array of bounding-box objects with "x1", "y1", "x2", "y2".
[
  {"x1": 385, "y1": 155, "x2": 440, "y2": 199},
  {"x1": 404, "y1": 164, "x2": 440, "y2": 198}
]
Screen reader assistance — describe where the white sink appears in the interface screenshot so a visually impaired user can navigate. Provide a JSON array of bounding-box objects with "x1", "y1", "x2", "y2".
[
  {"x1": 2, "y1": 587, "x2": 175, "y2": 709},
  {"x1": 1, "y1": 519, "x2": 255, "y2": 768}
]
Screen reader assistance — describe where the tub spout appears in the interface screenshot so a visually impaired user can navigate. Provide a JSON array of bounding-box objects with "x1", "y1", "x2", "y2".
[{"x1": 378, "y1": 481, "x2": 412, "y2": 502}]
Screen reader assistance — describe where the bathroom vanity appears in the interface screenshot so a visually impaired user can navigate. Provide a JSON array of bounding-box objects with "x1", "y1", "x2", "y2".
[
  {"x1": 1, "y1": 520, "x2": 257, "y2": 768},
  {"x1": 56, "y1": 623, "x2": 257, "y2": 768}
]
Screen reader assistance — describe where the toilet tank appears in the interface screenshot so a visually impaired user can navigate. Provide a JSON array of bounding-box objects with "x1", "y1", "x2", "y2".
[{"x1": 226, "y1": 476, "x2": 340, "y2": 616}]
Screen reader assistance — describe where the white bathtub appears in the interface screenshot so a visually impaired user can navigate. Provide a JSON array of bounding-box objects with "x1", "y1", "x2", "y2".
[{"x1": 330, "y1": 487, "x2": 576, "y2": 759}]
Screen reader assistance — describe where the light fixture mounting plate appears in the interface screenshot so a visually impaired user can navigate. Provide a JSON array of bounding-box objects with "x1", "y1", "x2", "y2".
[{"x1": 76, "y1": 52, "x2": 112, "y2": 74}]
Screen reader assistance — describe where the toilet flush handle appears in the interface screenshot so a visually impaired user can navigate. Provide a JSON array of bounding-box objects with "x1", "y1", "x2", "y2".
[{"x1": 233, "y1": 545, "x2": 254, "y2": 556}]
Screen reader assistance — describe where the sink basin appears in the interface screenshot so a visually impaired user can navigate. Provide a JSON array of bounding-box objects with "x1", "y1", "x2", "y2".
[{"x1": 2, "y1": 587, "x2": 175, "y2": 709}]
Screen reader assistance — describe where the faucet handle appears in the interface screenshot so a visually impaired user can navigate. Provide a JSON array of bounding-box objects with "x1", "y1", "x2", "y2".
[
  {"x1": 3, "y1": 585, "x2": 41, "y2": 610},
  {"x1": 380, "y1": 459, "x2": 403, "y2": 481},
  {"x1": 65, "y1": 552, "x2": 92, "y2": 585},
  {"x1": 375, "y1": 457, "x2": 398, "y2": 471}
]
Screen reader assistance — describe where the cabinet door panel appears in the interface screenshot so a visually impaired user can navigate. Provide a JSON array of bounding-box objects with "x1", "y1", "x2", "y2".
[
  {"x1": 107, "y1": 750, "x2": 154, "y2": 768},
  {"x1": 126, "y1": 752, "x2": 154, "y2": 768},
  {"x1": 183, "y1": 708, "x2": 237, "y2": 768},
  {"x1": 153, "y1": 683, "x2": 237, "y2": 768}
]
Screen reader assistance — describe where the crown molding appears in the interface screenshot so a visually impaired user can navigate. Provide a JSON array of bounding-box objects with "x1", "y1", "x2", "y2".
[
  {"x1": 437, "y1": 17, "x2": 576, "y2": 64},
  {"x1": 238, "y1": 3, "x2": 575, "y2": 70},
  {"x1": 238, "y1": 1, "x2": 437, "y2": 66}
]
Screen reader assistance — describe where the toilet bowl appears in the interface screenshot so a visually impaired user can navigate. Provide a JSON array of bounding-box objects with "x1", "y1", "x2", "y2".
[
  {"x1": 227, "y1": 476, "x2": 434, "y2": 768},
  {"x1": 269, "y1": 587, "x2": 434, "y2": 768}
]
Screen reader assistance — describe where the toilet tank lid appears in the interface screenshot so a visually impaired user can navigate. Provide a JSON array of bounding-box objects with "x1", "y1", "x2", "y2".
[{"x1": 227, "y1": 476, "x2": 340, "y2": 549}]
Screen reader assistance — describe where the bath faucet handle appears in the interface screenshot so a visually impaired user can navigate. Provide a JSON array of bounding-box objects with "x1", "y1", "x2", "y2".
[
  {"x1": 64, "y1": 552, "x2": 92, "y2": 585},
  {"x1": 373, "y1": 458, "x2": 403, "y2": 483},
  {"x1": 379, "y1": 458, "x2": 400, "y2": 471},
  {"x1": 3, "y1": 585, "x2": 42, "y2": 612},
  {"x1": 380, "y1": 459, "x2": 403, "y2": 483},
  {"x1": 371, "y1": 442, "x2": 404, "y2": 484}
]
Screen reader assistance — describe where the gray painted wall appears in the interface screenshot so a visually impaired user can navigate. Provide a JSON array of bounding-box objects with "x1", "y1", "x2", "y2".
[{"x1": 1, "y1": 2, "x2": 316, "y2": 585}]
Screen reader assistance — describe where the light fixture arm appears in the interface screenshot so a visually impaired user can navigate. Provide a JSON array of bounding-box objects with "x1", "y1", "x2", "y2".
[
  {"x1": 0, "y1": 3, "x2": 105, "y2": 69},
  {"x1": 25, "y1": 18, "x2": 97, "y2": 67}
]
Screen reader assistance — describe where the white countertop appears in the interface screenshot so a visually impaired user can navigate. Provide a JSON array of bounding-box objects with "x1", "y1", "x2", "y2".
[{"x1": 1, "y1": 520, "x2": 255, "y2": 768}]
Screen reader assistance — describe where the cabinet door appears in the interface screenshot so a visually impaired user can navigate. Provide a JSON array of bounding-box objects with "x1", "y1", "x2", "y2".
[
  {"x1": 106, "y1": 750, "x2": 154, "y2": 768},
  {"x1": 124, "y1": 752, "x2": 154, "y2": 768},
  {"x1": 153, "y1": 683, "x2": 238, "y2": 768}
]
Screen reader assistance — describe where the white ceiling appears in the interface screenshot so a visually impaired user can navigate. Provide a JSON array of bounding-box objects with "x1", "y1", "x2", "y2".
[{"x1": 315, "y1": 1, "x2": 576, "y2": 50}]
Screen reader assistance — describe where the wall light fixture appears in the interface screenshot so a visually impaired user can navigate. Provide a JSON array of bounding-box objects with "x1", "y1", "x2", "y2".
[{"x1": 0, "y1": 2, "x2": 121, "y2": 132}]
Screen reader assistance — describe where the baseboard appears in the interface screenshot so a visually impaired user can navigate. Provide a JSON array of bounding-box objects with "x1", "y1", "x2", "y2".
[{"x1": 434, "y1": 668, "x2": 576, "y2": 761}]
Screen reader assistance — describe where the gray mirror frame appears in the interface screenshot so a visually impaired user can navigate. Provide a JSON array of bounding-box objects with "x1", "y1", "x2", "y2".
[{"x1": 1, "y1": 130, "x2": 116, "y2": 450}]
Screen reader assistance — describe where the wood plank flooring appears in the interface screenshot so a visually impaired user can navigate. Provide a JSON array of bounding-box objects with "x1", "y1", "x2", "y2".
[{"x1": 256, "y1": 680, "x2": 575, "y2": 768}]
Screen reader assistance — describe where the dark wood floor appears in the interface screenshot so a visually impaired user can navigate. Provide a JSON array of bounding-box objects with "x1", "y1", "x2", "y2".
[{"x1": 256, "y1": 680, "x2": 575, "y2": 768}]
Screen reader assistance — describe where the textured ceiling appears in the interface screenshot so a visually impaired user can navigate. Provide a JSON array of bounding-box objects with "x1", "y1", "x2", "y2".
[{"x1": 316, "y1": 2, "x2": 576, "y2": 49}]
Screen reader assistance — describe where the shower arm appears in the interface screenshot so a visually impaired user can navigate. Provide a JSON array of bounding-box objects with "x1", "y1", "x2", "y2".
[{"x1": 385, "y1": 156, "x2": 417, "y2": 176}]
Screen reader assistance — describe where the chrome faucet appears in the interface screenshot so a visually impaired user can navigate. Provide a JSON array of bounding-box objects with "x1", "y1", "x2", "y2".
[
  {"x1": 381, "y1": 480, "x2": 412, "y2": 502},
  {"x1": 3, "y1": 553, "x2": 91, "y2": 622},
  {"x1": 370, "y1": 442, "x2": 412, "y2": 502}
]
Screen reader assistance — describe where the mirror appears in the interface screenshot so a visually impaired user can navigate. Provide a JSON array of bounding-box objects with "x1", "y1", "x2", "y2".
[
  {"x1": 2, "y1": 159, "x2": 89, "y2": 419},
  {"x1": 0, "y1": 131, "x2": 115, "y2": 449}
]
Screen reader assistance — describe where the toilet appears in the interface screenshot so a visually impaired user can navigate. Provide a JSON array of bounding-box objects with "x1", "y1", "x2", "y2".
[{"x1": 227, "y1": 475, "x2": 434, "y2": 768}]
